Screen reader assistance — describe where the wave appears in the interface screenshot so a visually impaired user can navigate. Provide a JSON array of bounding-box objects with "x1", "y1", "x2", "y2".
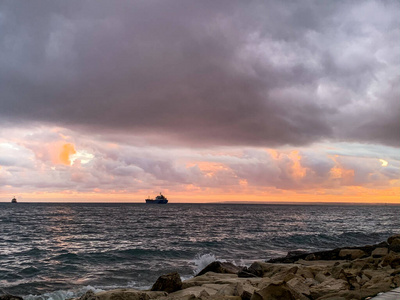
[
  {"x1": 24, "y1": 286, "x2": 104, "y2": 300},
  {"x1": 192, "y1": 253, "x2": 225, "y2": 275},
  {"x1": 22, "y1": 281, "x2": 154, "y2": 300}
]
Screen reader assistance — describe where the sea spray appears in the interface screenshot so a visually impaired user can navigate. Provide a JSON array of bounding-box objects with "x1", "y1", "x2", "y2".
[{"x1": 192, "y1": 253, "x2": 226, "y2": 275}]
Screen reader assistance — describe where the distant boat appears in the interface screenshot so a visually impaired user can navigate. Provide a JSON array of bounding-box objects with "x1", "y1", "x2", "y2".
[
  {"x1": 145, "y1": 193, "x2": 168, "y2": 204},
  {"x1": 11, "y1": 197, "x2": 17, "y2": 203}
]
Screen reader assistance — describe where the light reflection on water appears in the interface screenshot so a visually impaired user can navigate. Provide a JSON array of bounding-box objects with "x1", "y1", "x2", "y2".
[{"x1": 0, "y1": 203, "x2": 399, "y2": 296}]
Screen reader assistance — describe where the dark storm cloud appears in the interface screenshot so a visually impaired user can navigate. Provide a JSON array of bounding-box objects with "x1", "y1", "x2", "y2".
[{"x1": 0, "y1": 0, "x2": 398, "y2": 147}]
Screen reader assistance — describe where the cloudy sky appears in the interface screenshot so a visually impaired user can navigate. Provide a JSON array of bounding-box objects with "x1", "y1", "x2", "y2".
[{"x1": 0, "y1": 0, "x2": 399, "y2": 203}]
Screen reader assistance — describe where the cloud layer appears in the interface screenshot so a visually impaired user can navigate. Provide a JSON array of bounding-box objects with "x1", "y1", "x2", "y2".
[
  {"x1": 1, "y1": 127, "x2": 399, "y2": 202},
  {"x1": 0, "y1": 1, "x2": 399, "y2": 147}
]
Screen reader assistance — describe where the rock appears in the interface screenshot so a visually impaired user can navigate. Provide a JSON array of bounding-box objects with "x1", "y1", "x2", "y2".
[
  {"x1": 310, "y1": 278, "x2": 350, "y2": 299},
  {"x1": 241, "y1": 290, "x2": 252, "y2": 300},
  {"x1": 237, "y1": 269, "x2": 259, "y2": 278},
  {"x1": 91, "y1": 289, "x2": 166, "y2": 300},
  {"x1": 356, "y1": 273, "x2": 370, "y2": 286},
  {"x1": 382, "y1": 251, "x2": 400, "y2": 268},
  {"x1": 251, "y1": 282, "x2": 296, "y2": 300},
  {"x1": 238, "y1": 261, "x2": 269, "y2": 278},
  {"x1": 305, "y1": 253, "x2": 316, "y2": 261},
  {"x1": 286, "y1": 250, "x2": 308, "y2": 258},
  {"x1": 388, "y1": 234, "x2": 400, "y2": 245},
  {"x1": 270, "y1": 266, "x2": 298, "y2": 282},
  {"x1": 0, "y1": 295, "x2": 24, "y2": 300},
  {"x1": 196, "y1": 261, "x2": 241, "y2": 277},
  {"x1": 339, "y1": 249, "x2": 366, "y2": 260},
  {"x1": 295, "y1": 267, "x2": 314, "y2": 279},
  {"x1": 314, "y1": 272, "x2": 328, "y2": 283},
  {"x1": 372, "y1": 247, "x2": 388, "y2": 258},
  {"x1": 198, "y1": 289, "x2": 210, "y2": 298},
  {"x1": 215, "y1": 282, "x2": 243, "y2": 296},
  {"x1": 167, "y1": 286, "x2": 219, "y2": 299},
  {"x1": 286, "y1": 276, "x2": 311, "y2": 299},
  {"x1": 389, "y1": 238, "x2": 400, "y2": 253},
  {"x1": 151, "y1": 272, "x2": 182, "y2": 293},
  {"x1": 78, "y1": 291, "x2": 97, "y2": 300}
]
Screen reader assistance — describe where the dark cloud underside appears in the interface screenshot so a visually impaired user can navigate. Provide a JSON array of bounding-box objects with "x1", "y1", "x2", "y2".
[{"x1": 0, "y1": 0, "x2": 398, "y2": 147}]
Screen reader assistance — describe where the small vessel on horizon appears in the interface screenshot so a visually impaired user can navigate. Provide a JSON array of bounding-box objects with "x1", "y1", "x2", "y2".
[
  {"x1": 145, "y1": 193, "x2": 168, "y2": 204},
  {"x1": 11, "y1": 196, "x2": 17, "y2": 203}
]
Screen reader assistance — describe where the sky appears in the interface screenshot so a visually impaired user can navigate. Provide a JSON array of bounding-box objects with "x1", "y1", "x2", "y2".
[{"x1": 0, "y1": 0, "x2": 399, "y2": 203}]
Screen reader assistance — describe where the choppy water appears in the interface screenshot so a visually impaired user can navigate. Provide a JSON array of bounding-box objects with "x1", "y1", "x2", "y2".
[{"x1": 0, "y1": 203, "x2": 399, "y2": 299}]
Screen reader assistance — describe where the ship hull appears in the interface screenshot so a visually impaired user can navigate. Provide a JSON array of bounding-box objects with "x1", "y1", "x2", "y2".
[{"x1": 145, "y1": 199, "x2": 168, "y2": 204}]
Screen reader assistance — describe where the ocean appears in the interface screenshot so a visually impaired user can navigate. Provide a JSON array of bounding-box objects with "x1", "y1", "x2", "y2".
[{"x1": 0, "y1": 203, "x2": 399, "y2": 300}]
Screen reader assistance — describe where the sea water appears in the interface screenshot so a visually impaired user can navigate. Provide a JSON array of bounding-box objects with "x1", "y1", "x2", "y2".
[{"x1": 0, "y1": 203, "x2": 399, "y2": 299}]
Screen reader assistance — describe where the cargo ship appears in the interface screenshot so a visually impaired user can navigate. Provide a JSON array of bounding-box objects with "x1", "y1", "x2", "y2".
[{"x1": 145, "y1": 193, "x2": 168, "y2": 204}]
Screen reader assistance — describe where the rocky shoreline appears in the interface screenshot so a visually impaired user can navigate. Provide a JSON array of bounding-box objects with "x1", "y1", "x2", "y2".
[{"x1": 2, "y1": 234, "x2": 400, "y2": 300}]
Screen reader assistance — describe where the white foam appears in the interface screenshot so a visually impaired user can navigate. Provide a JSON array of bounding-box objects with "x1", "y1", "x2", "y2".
[
  {"x1": 192, "y1": 253, "x2": 226, "y2": 275},
  {"x1": 24, "y1": 285, "x2": 104, "y2": 300}
]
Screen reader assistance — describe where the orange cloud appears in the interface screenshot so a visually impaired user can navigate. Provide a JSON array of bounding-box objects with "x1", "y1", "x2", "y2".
[
  {"x1": 59, "y1": 143, "x2": 76, "y2": 165},
  {"x1": 48, "y1": 142, "x2": 77, "y2": 165},
  {"x1": 289, "y1": 150, "x2": 307, "y2": 179}
]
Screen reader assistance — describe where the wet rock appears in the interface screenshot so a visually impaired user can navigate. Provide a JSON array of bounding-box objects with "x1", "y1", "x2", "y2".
[
  {"x1": 78, "y1": 291, "x2": 97, "y2": 300},
  {"x1": 286, "y1": 250, "x2": 308, "y2": 258},
  {"x1": 196, "y1": 261, "x2": 242, "y2": 277},
  {"x1": 151, "y1": 272, "x2": 182, "y2": 293},
  {"x1": 0, "y1": 295, "x2": 24, "y2": 300},
  {"x1": 339, "y1": 249, "x2": 366, "y2": 260}
]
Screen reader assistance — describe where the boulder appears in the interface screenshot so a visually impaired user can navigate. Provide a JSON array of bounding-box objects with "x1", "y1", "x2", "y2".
[
  {"x1": 382, "y1": 251, "x2": 400, "y2": 269},
  {"x1": 389, "y1": 237, "x2": 400, "y2": 253},
  {"x1": 286, "y1": 276, "x2": 311, "y2": 299},
  {"x1": 270, "y1": 266, "x2": 298, "y2": 282},
  {"x1": 166, "y1": 285, "x2": 219, "y2": 299},
  {"x1": 251, "y1": 282, "x2": 296, "y2": 300},
  {"x1": 238, "y1": 261, "x2": 269, "y2": 278},
  {"x1": 388, "y1": 234, "x2": 400, "y2": 245},
  {"x1": 196, "y1": 261, "x2": 242, "y2": 277},
  {"x1": 215, "y1": 282, "x2": 243, "y2": 296},
  {"x1": 310, "y1": 278, "x2": 350, "y2": 299},
  {"x1": 371, "y1": 247, "x2": 388, "y2": 258},
  {"x1": 151, "y1": 272, "x2": 182, "y2": 293},
  {"x1": 90, "y1": 289, "x2": 166, "y2": 300},
  {"x1": 78, "y1": 291, "x2": 97, "y2": 300},
  {"x1": 339, "y1": 249, "x2": 366, "y2": 260},
  {"x1": 286, "y1": 250, "x2": 308, "y2": 258},
  {"x1": 0, "y1": 295, "x2": 24, "y2": 300}
]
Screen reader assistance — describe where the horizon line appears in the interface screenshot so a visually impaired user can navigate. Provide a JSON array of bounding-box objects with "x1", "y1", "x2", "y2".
[{"x1": 1, "y1": 201, "x2": 399, "y2": 206}]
